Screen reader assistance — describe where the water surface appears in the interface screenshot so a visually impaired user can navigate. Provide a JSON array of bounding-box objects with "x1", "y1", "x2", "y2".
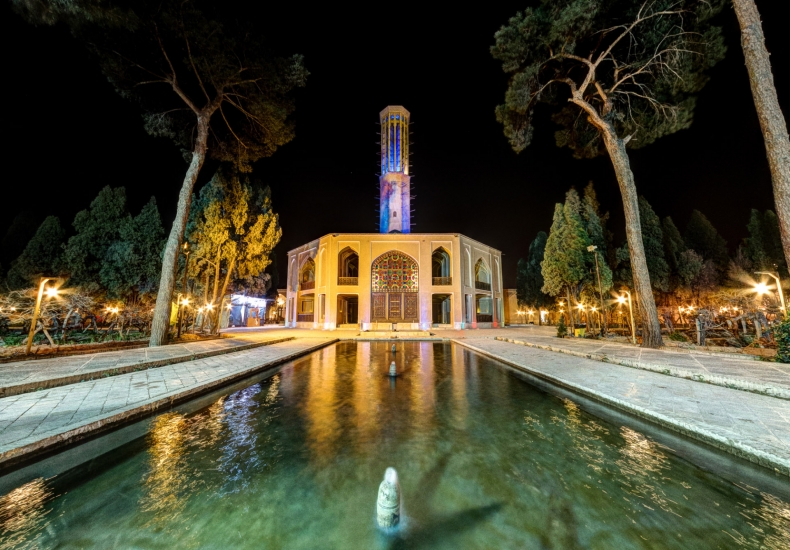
[{"x1": 1, "y1": 342, "x2": 789, "y2": 549}]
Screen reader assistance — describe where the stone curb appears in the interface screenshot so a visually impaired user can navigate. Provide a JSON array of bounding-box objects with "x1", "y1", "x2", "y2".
[
  {"x1": 495, "y1": 337, "x2": 790, "y2": 401},
  {"x1": 0, "y1": 339, "x2": 337, "y2": 472},
  {"x1": 456, "y1": 339, "x2": 790, "y2": 477},
  {"x1": 0, "y1": 337, "x2": 296, "y2": 399}
]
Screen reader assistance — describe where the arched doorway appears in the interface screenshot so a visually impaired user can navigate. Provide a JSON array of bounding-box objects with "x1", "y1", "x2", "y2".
[{"x1": 371, "y1": 250, "x2": 419, "y2": 323}]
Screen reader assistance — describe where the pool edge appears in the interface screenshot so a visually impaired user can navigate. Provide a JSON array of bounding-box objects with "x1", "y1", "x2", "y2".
[{"x1": 452, "y1": 339, "x2": 790, "y2": 479}]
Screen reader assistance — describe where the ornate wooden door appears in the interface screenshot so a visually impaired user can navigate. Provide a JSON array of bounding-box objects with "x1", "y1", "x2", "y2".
[{"x1": 371, "y1": 251, "x2": 419, "y2": 323}]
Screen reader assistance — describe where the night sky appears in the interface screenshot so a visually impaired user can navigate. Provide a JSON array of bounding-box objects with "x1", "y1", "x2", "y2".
[{"x1": 2, "y1": 2, "x2": 789, "y2": 288}]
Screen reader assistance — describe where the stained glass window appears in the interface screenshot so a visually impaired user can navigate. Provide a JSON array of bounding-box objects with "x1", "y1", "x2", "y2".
[{"x1": 371, "y1": 251, "x2": 419, "y2": 293}]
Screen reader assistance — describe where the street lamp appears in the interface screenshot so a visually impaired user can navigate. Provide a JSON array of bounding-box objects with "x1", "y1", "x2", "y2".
[
  {"x1": 26, "y1": 277, "x2": 58, "y2": 355},
  {"x1": 587, "y1": 245, "x2": 607, "y2": 336},
  {"x1": 754, "y1": 271, "x2": 786, "y2": 314},
  {"x1": 177, "y1": 242, "x2": 191, "y2": 338},
  {"x1": 618, "y1": 290, "x2": 636, "y2": 345}
]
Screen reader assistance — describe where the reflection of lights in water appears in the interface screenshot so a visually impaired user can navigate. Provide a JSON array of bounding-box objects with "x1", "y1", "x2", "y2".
[
  {"x1": 616, "y1": 427, "x2": 677, "y2": 516},
  {"x1": 0, "y1": 478, "x2": 54, "y2": 550},
  {"x1": 140, "y1": 412, "x2": 190, "y2": 525},
  {"x1": 218, "y1": 382, "x2": 265, "y2": 487},
  {"x1": 727, "y1": 488, "x2": 790, "y2": 548}
]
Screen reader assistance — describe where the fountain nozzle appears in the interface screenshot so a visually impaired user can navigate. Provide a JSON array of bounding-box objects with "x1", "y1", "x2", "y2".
[
  {"x1": 377, "y1": 467, "x2": 401, "y2": 529},
  {"x1": 391, "y1": 344, "x2": 397, "y2": 354}
]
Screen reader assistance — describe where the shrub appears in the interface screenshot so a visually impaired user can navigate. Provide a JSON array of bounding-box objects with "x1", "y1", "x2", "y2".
[
  {"x1": 775, "y1": 316, "x2": 790, "y2": 363},
  {"x1": 669, "y1": 331, "x2": 688, "y2": 342},
  {"x1": 557, "y1": 315, "x2": 568, "y2": 338}
]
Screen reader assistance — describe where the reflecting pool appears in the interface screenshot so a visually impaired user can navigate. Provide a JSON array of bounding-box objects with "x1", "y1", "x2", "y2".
[{"x1": 1, "y1": 342, "x2": 789, "y2": 549}]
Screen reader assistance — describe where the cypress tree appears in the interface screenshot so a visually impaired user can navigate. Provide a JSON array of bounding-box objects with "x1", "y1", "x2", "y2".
[
  {"x1": 684, "y1": 210, "x2": 729, "y2": 279},
  {"x1": 5, "y1": 216, "x2": 66, "y2": 289}
]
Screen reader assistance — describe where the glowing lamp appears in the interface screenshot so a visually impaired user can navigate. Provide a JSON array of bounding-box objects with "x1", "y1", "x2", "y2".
[{"x1": 45, "y1": 287, "x2": 58, "y2": 299}]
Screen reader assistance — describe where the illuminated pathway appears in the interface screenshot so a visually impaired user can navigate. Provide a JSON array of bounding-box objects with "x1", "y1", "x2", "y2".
[{"x1": 0, "y1": 338, "x2": 335, "y2": 470}]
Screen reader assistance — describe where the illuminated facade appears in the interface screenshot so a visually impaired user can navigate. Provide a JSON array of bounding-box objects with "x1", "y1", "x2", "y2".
[{"x1": 285, "y1": 106, "x2": 503, "y2": 330}]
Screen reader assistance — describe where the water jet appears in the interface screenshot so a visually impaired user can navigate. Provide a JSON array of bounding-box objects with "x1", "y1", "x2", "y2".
[
  {"x1": 376, "y1": 467, "x2": 401, "y2": 529},
  {"x1": 389, "y1": 361, "x2": 397, "y2": 377}
]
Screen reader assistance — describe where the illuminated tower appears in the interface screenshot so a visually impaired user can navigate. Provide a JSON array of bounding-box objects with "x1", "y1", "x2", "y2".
[{"x1": 379, "y1": 106, "x2": 411, "y2": 233}]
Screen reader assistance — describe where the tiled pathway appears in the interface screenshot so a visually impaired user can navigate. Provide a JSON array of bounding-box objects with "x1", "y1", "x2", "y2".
[
  {"x1": 0, "y1": 338, "x2": 334, "y2": 467},
  {"x1": 0, "y1": 336, "x2": 292, "y2": 396},
  {"x1": 455, "y1": 338, "x2": 790, "y2": 476}
]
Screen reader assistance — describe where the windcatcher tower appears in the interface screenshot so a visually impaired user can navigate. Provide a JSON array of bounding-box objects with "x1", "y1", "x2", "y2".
[{"x1": 379, "y1": 106, "x2": 411, "y2": 233}]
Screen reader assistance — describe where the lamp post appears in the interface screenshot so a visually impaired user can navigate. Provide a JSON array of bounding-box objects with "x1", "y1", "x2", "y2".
[
  {"x1": 26, "y1": 277, "x2": 57, "y2": 355},
  {"x1": 754, "y1": 271, "x2": 786, "y2": 315},
  {"x1": 618, "y1": 290, "x2": 636, "y2": 344},
  {"x1": 587, "y1": 245, "x2": 607, "y2": 336}
]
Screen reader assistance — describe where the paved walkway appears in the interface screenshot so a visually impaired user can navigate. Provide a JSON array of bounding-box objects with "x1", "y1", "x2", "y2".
[
  {"x1": 0, "y1": 338, "x2": 335, "y2": 469},
  {"x1": 0, "y1": 336, "x2": 294, "y2": 397},
  {"x1": 456, "y1": 338, "x2": 790, "y2": 476},
  {"x1": 433, "y1": 326, "x2": 790, "y2": 399}
]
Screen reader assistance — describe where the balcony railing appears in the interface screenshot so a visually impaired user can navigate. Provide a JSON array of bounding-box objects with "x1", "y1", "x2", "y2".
[
  {"x1": 338, "y1": 277, "x2": 358, "y2": 286},
  {"x1": 297, "y1": 313, "x2": 314, "y2": 322},
  {"x1": 432, "y1": 276, "x2": 452, "y2": 286},
  {"x1": 476, "y1": 314, "x2": 493, "y2": 323},
  {"x1": 474, "y1": 280, "x2": 491, "y2": 291},
  {"x1": 300, "y1": 280, "x2": 315, "y2": 291}
]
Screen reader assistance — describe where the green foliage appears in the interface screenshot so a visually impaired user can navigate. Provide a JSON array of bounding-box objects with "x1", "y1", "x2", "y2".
[
  {"x1": 639, "y1": 197, "x2": 669, "y2": 291},
  {"x1": 101, "y1": 197, "x2": 165, "y2": 298},
  {"x1": 13, "y1": 0, "x2": 308, "y2": 172},
  {"x1": 542, "y1": 189, "x2": 612, "y2": 304},
  {"x1": 677, "y1": 249, "x2": 705, "y2": 287},
  {"x1": 517, "y1": 232, "x2": 549, "y2": 308},
  {"x1": 669, "y1": 331, "x2": 689, "y2": 342},
  {"x1": 557, "y1": 314, "x2": 568, "y2": 338},
  {"x1": 5, "y1": 216, "x2": 66, "y2": 289},
  {"x1": 187, "y1": 167, "x2": 281, "y2": 307},
  {"x1": 744, "y1": 209, "x2": 787, "y2": 276},
  {"x1": 683, "y1": 210, "x2": 729, "y2": 279},
  {"x1": 774, "y1": 316, "x2": 790, "y2": 364},
  {"x1": 64, "y1": 186, "x2": 127, "y2": 289},
  {"x1": 613, "y1": 197, "x2": 668, "y2": 291},
  {"x1": 491, "y1": 0, "x2": 726, "y2": 157},
  {"x1": 61, "y1": 186, "x2": 165, "y2": 297},
  {"x1": 542, "y1": 197, "x2": 589, "y2": 296}
]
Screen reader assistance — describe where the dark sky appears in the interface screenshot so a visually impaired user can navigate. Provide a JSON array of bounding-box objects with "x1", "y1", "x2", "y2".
[{"x1": 2, "y1": 2, "x2": 788, "y2": 288}]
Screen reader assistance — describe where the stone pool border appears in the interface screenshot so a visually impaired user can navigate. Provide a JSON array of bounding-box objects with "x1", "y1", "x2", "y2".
[
  {"x1": 454, "y1": 339, "x2": 790, "y2": 478},
  {"x1": 495, "y1": 337, "x2": 790, "y2": 401},
  {"x1": 0, "y1": 337, "x2": 295, "y2": 398},
  {"x1": 0, "y1": 339, "x2": 337, "y2": 472}
]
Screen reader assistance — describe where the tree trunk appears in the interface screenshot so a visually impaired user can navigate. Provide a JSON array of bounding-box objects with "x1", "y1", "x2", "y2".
[
  {"x1": 149, "y1": 116, "x2": 210, "y2": 346},
  {"x1": 212, "y1": 256, "x2": 236, "y2": 333},
  {"x1": 600, "y1": 125, "x2": 664, "y2": 348},
  {"x1": 733, "y1": 0, "x2": 790, "y2": 275}
]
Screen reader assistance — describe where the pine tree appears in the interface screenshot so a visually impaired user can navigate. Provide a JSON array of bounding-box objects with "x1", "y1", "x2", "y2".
[
  {"x1": 492, "y1": 0, "x2": 725, "y2": 348},
  {"x1": 5, "y1": 216, "x2": 66, "y2": 289},
  {"x1": 14, "y1": 0, "x2": 308, "y2": 345}
]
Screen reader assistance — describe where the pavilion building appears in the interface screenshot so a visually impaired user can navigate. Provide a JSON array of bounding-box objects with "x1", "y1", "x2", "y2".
[{"x1": 285, "y1": 106, "x2": 504, "y2": 330}]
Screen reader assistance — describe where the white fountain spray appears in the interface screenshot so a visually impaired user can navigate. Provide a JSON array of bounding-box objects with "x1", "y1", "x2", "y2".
[{"x1": 376, "y1": 467, "x2": 401, "y2": 529}]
